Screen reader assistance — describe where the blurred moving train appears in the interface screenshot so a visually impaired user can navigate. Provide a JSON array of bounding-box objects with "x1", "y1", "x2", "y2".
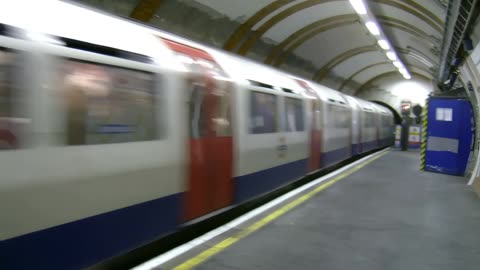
[{"x1": 0, "y1": 1, "x2": 394, "y2": 269}]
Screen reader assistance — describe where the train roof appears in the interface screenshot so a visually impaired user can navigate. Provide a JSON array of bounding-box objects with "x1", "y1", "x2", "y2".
[
  {"x1": 209, "y1": 50, "x2": 306, "y2": 96},
  {"x1": 371, "y1": 103, "x2": 393, "y2": 115},
  {"x1": 0, "y1": 0, "x2": 173, "y2": 61}
]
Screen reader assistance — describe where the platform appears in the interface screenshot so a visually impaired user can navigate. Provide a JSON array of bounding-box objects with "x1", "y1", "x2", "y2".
[{"x1": 139, "y1": 149, "x2": 480, "y2": 270}]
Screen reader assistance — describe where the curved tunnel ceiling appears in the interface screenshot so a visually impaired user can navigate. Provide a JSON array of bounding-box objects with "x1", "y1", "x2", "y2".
[
  {"x1": 77, "y1": 0, "x2": 447, "y2": 96},
  {"x1": 216, "y1": 0, "x2": 444, "y2": 94},
  {"x1": 207, "y1": 0, "x2": 444, "y2": 95}
]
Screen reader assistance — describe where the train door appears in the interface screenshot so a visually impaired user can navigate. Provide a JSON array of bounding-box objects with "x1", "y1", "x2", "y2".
[
  {"x1": 294, "y1": 79, "x2": 321, "y2": 172},
  {"x1": 161, "y1": 39, "x2": 233, "y2": 221}
]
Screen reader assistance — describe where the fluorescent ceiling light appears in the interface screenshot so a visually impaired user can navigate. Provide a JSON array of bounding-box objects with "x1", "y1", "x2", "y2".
[
  {"x1": 386, "y1": 51, "x2": 397, "y2": 60},
  {"x1": 393, "y1": 61, "x2": 402, "y2": 68},
  {"x1": 403, "y1": 73, "x2": 412, "y2": 80},
  {"x1": 399, "y1": 67, "x2": 408, "y2": 74},
  {"x1": 365, "y1": 21, "x2": 380, "y2": 36},
  {"x1": 377, "y1": 39, "x2": 390, "y2": 50},
  {"x1": 349, "y1": 0, "x2": 367, "y2": 15}
]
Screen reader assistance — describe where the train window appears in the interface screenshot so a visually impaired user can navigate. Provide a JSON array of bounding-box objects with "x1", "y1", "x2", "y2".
[
  {"x1": 364, "y1": 112, "x2": 371, "y2": 127},
  {"x1": 0, "y1": 50, "x2": 27, "y2": 149},
  {"x1": 284, "y1": 97, "x2": 304, "y2": 132},
  {"x1": 188, "y1": 79, "x2": 208, "y2": 138},
  {"x1": 250, "y1": 91, "x2": 278, "y2": 134},
  {"x1": 328, "y1": 104, "x2": 349, "y2": 129},
  {"x1": 62, "y1": 60, "x2": 156, "y2": 145},
  {"x1": 212, "y1": 82, "x2": 232, "y2": 137},
  {"x1": 364, "y1": 112, "x2": 376, "y2": 128}
]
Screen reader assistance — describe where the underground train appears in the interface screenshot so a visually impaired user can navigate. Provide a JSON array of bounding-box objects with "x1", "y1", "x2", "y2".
[{"x1": 0, "y1": 1, "x2": 394, "y2": 269}]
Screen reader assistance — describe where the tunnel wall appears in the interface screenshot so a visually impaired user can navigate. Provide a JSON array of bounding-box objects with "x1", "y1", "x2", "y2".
[
  {"x1": 357, "y1": 74, "x2": 433, "y2": 116},
  {"x1": 457, "y1": 20, "x2": 480, "y2": 190}
]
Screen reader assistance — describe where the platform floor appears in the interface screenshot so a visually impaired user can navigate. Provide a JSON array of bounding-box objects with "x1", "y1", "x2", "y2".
[{"x1": 172, "y1": 150, "x2": 480, "y2": 270}]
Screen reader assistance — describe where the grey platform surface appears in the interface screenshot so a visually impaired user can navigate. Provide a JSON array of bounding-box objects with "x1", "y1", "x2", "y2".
[{"x1": 197, "y1": 150, "x2": 480, "y2": 270}]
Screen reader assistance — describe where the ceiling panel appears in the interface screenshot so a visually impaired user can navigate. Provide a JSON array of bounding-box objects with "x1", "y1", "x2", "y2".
[
  {"x1": 191, "y1": 0, "x2": 273, "y2": 23},
  {"x1": 293, "y1": 23, "x2": 374, "y2": 68},
  {"x1": 370, "y1": 2, "x2": 442, "y2": 36},
  {"x1": 332, "y1": 52, "x2": 390, "y2": 78},
  {"x1": 264, "y1": 1, "x2": 353, "y2": 42}
]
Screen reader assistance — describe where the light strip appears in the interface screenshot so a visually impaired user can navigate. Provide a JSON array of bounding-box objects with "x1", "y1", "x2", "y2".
[
  {"x1": 349, "y1": 0, "x2": 367, "y2": 15},
  {"x1": 348, "y1": 0, "x2": 411, "y2": 80},
  {"x1": 399, "y1": 67, "x2": 408, "y2": 74},
  {"x1": 377, "y1": 39, "x2": 390, "y2": 50},
  {"x1": 365, "y1": 21, "x2": 380, "y2": 36},
  {"x1": 386, "y1": 51, "x2": 397, "y2": 61}
]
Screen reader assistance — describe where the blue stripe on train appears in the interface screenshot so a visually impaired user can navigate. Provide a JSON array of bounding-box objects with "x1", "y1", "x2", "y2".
[
  {"x1": 321, "y1": 146, "x2": 351, "y2": 169},
  {"x1": 1, "y1": 193, "x2": 181, "y2": 270},
  {"x1": 352, "y1": 143, "x2": 361, "y2": 156},
  {"x1": 362, "y1": 140, "x2": 379, "y2": 152},
  {"x1": 234, "y1": 159, "x2": 308, "y2": 203},
  {"x1": 234, "y1": 147, "x2": 354, "y2": 203}
]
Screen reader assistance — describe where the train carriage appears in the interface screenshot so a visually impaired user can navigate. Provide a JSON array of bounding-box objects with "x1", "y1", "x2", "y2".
[
  {"x1": 310, "y1": 84, "x2": 353, "y2": 168},
  {"x1": 372, "y1": 103, "x2": 395, "y2": 147},
  {"x1": 344, "y1": 95, "x2": 363, "y2": 155},
  {"x1": 210, "y1": 52, "x2": 310, "y2": 203}
]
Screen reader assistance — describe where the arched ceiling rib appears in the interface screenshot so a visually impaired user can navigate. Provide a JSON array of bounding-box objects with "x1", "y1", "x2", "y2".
[
  {"x1": 223, "y1": 0, "x2": 444, "y2": 55},
  {"x1": 338, "y1": 60, "x2": 432, "y2": 94},
  {"x1": 236, "y1": 0, "x2": 340, "y2": 55},
  {"x1": 377, "y1": 16, "x2": 441, "y2": 44},
  {"x1": 264, "y1": 14, "x2": 359, "y2": 65},
  {"x1": 373, "y1": 0, "x2": 443, "y2": 32},
  {"x1": 266, "y1": 15, "x2": 440, "y2": 68},
  {"x1": 313, "y1": 45, "x2": 378, "y2": 81},
  {"x1": 223, "y1": 0, "x2": 293, "y2": 51},
  {"x1": 339, "y1": 61, "x2": 391, "y2": 91}
]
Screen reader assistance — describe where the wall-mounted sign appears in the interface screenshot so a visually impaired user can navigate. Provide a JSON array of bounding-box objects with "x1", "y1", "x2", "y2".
[{"x1": 400, "y1": 100, "x2": 412, "y2": 115}]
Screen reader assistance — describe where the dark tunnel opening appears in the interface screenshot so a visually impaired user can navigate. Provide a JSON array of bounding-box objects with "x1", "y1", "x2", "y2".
[{"x1": 371, "y1": 100, "x2": 402, "y2": 125}]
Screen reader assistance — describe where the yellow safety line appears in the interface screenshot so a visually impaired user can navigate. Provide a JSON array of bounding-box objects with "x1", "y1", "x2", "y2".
[{"x1": 173, "y1": 150, "x2": 389, "y2": 270}]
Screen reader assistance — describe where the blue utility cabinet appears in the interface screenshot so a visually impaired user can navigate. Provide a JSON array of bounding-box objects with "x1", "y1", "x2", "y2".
[{"x1": 424, "y1": 98, "x2": 473, "y2": 176}]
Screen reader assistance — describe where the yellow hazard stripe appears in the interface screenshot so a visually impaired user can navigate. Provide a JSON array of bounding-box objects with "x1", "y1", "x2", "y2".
[
  {"x1": 173, "y1": 150, "x2": 389, "y2": 270},
  {"x1": 420, "y1": 99, "x2": 428, "y2": 170}
]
